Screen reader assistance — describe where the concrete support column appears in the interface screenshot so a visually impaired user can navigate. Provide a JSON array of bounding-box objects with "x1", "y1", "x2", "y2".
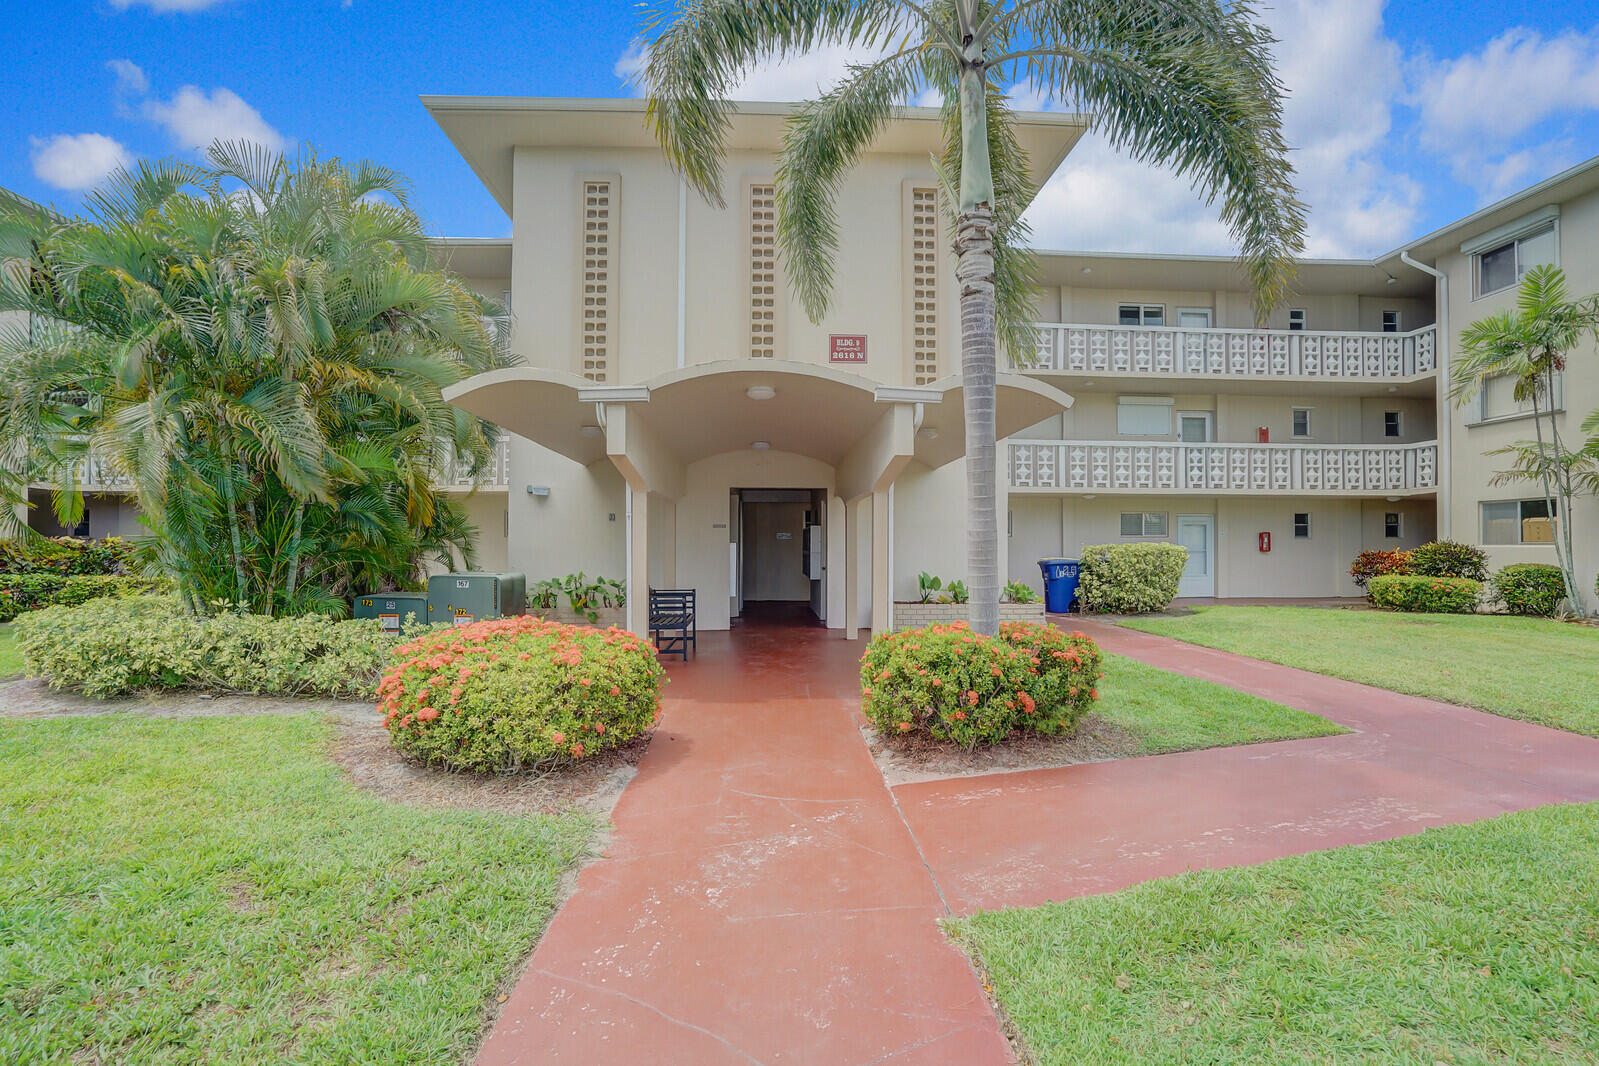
[
  {"x1": 872, "y1": 489, "x2": 891, "y2": 635},
  {"x1": 627, "y1": 485, "x2": 649, "y2": 635},
  {"x1": 844, "y1": 497, "x2": 861, "y2": 640}
]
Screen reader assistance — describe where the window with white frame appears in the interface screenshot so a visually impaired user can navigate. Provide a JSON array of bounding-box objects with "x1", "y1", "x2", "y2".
[
  {"x1": 1384, "y1": 410, "x2": 1402, "y2": 438},
  {"x1": 1381, "y1": 310, "x2": 1400, "y2": 333},
  {"x1": 1288, "y1": 308, "x2": 1306, "y2": 331},
  {"x1": 1118, "y1": 304, "x2": 1165, "y2": 326},
  {"x1": 1120, "y1": 512, "x2": 1168, "y2": 537},
  {"x1": 1470, "y1": 215, "x2": 1557, "y2": 297},
  {"x1": 1292, "y1": 512, "x2": 1311, "y2": 538},
  {"x1": 1291, "y1": 407, "x2": 1312, "y2": 437},
  {"x1": 1481, "y1": 499, "x2": 1556, "y2": 545},
  {"x1": 1384, "y1": 512, "x2": 1402, "y2": 538},
  {"x1": 1175, "y1": 307, "x2": 1213, "y2": 327},
  {"x1": 1116, "y1": 396, "x2": 1174, "y2": 436},
  {"x1": 1177, "y1": 411, "x2": 1212, "y2": 442},
  {"x1": 1476, "y1": 372, "x2": 1564, "y2": 423}
]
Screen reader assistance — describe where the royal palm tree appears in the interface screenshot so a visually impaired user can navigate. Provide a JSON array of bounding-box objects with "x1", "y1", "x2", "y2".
[
  {"x1": 639, "y1": 0, "x2": 1305, "y2": 634},
  {"x1": 1454, "y1": 264, "x2": 1598, "y2": 614},
  {"x1": 0, "y1": 145, "x2": 510, "y2": 614}
]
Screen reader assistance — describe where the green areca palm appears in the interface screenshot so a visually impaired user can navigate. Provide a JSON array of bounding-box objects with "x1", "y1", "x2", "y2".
[
  {"x1": 0, "y1": 144, "x2": 511, "y2": 614},
  {"x1": 1454, "y1": 264, "x2": 1598, "y2": 614},
  {"x1": 639, "y1": 0, "x2": 1304, "y2": 634}
]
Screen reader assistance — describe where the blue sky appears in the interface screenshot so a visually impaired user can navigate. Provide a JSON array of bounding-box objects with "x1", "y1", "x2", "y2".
[{"x1": 7, "y1": 1, "x2": 1599, "y2": 259}]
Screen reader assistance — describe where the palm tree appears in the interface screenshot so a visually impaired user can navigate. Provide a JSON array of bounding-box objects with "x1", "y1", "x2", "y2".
[
  {"x1": 1454, "y1": 265, "x2": 1598, "y2": 615},
  {"x1": 638, "y1": 0, "x2": 1305, "y2": 634},
  {"x1": 0, "y1": 145, "x2": 511, "y2": 614}
]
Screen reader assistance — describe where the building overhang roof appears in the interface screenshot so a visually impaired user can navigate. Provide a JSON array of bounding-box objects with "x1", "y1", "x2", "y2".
[
  {"x1": 443, "y1": 359, "x2": 1072, "y2": 471},
  {"x1": 422, "y1": 96, "x2": 1089, "y2": 219}
]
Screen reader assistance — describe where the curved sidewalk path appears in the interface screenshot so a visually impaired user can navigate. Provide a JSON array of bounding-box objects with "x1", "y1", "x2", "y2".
[
  {"x1": 896, "y1": 618, "x2": 1599, "y2": 913},
  {"x1": 479, "y1": 614, "x2": 1599, "y2": 1065}
]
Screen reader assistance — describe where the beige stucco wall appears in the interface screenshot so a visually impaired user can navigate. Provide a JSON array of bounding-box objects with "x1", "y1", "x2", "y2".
[
  {"x1": 1044, "y1": 286, "x2": 1433, "y2": 332},
  {"x1": 504, "y1": 436, "x2": 627, "y2": 584},
  {"x1": 25, "y1": 491, "x2": 142, "y2": 539},
  {"x1": 508, "y1": 146, "x2": 955, "y2": 387},
  {"x1": 1437, "y1": 185, "x2": 1599, "y2": 599}
]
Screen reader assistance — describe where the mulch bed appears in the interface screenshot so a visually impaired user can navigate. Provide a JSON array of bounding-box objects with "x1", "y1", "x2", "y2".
[{"x1": 863, "y1": 713, "x2": 1143, "y2": 786}]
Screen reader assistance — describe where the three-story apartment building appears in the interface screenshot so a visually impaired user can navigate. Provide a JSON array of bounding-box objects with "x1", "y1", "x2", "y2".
[{"x1": 23, "y1": 97, "x2": 1599, "y2": 627}]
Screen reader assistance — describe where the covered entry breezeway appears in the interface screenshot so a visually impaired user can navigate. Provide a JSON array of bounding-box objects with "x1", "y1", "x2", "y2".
[{"x1": 444, "y1": 359, "x2": 1070, "y2": 638}]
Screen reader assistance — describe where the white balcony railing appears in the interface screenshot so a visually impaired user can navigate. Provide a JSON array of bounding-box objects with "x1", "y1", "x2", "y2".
[
  {"x1": 1009, "y1": 439, "x2": 1438, "y2": 494},
  {"x1": 35, "y1": 436, "x2": 512, "y2": 494},
  {"x1": 1022, "y1": 323, "x2": 1436, "y2": 380}
]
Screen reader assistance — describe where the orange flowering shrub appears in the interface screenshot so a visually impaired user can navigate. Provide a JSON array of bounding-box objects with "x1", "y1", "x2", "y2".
[
  {"x1": 378, "y1": 615, "x2": 666, "y2": 772},
  {"x1": 860, "y1": 620, "x2": 1103, "y2": 748}
]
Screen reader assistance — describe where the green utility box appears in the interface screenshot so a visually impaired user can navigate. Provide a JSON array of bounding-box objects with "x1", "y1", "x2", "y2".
[
  {"x1": 352, "y1": 593, "x2": 428, "y2": 634},
  {"x1": 427, "y1": 572, "x2": 527, "y2": 627}
]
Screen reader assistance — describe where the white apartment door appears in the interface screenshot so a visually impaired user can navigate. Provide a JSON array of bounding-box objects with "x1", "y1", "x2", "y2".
[{"x1": 1176, "y1": 514, "x2": 1215, "y2": 598}]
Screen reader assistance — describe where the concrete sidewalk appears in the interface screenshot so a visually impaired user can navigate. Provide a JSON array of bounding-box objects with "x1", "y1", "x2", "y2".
[{"x1": 479, "y1": 613, "x2": 1599, "y2": 1065}]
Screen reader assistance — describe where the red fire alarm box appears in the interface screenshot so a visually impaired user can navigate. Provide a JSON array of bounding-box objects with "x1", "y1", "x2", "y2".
[
  {"x1": 1258, "y1": 531, "x2": 1272, "y2": 552},
  {"x1": 1258, "y1": 426, "x2": 1270, "y2": 443}
]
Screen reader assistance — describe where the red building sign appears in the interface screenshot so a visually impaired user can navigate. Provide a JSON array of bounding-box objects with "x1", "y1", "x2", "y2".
[{"x1": 829, "y1": 334, "x2": 868, "y2": 363}]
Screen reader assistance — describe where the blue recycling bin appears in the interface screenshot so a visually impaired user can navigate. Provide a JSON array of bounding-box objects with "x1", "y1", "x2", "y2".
[{"x1": 1038, "y1": 558, "x2": 1081, "y2": 614}]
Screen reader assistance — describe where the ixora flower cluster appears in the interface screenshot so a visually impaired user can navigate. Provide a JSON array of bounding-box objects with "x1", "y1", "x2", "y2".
[
  {"x1": 860, "y1": 620, "x2": 1104, "y2": 748},
  {"x1": 379, "y1": 615, "x2": 666, "y2": 772}
]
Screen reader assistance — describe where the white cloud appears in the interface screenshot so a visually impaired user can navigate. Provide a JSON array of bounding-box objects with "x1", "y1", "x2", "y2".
[
  {"x1": 142, "y1": 86, "x2": 287, "y2": 154},
  {"x1": 1413, "y1": 27, "x2": 1599, "y2": 197},
  {"x1": 107, "y1": 58, "x2": 149, "y2": 95},
  {"x1": 1023, "y1": 0, "x2": 1420, "y2": 258},
  {"x1": 29, "y1": 133, "x2": 132, "y2": 190},
  {"x1": 110, "y1": 0, "x2": 231, "y2": 11},
  {"x1": 615, "y1": 40, "x2": 894, "y2": 101}
]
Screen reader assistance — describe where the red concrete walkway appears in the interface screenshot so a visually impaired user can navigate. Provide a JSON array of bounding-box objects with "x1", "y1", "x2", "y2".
[
  {"x1": 477, "y1": 609, "x2": 1010, "y2": 1065},
  {"x1": 894, "y1": 618, "x2": 1599, "y2": 913},
  {"x1": 479, "y1": 612, "x2": 1599, "y2": 1065}
]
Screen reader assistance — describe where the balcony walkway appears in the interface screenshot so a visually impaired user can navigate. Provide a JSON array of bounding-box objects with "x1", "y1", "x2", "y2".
[{"x1": 477, "y1": 613, "x2": 1599, "y2": 1065}]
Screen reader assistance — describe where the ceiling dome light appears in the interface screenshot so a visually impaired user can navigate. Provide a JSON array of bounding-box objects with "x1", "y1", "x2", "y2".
[
  {"x1": 750, "y1": 440, "x2": 770, "y2": 451},
  {"x1": 746, "y1": 385, "x2": 776, "y2": 401}
]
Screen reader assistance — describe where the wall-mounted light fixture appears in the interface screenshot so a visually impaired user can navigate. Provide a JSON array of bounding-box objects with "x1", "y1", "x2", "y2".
[
  {"x1": 527, "y1": 485, "x2": 550, "y2": 497},
  {"x1": 578, "y1": 424, "x2": 603, "y2": 437}
]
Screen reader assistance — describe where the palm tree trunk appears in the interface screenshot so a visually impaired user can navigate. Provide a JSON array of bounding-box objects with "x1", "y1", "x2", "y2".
[
  {"x1": 956, "y1": 208, "x2": 999, "y2": 636},
  {"x1": 1526, "y1": 394, "x2": 1574, "y2": 610},
  {"x1": 217, "y1": 435, "x2": 251, "y2": 610},
  {"x1": 955, "y1": 57, "x2": 1000, "y2": 637},
  {"x1": 1542, "y1": 366, "x2": 1584, "y2": 612},
  {"x1": 283, "y1": 500, "x2": 307, "y2": 609}
]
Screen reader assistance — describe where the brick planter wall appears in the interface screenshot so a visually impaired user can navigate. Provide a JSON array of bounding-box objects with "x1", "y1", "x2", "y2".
[
  {"x1": 893, "y1": 601, "x2": 1047, "y2": 628},
  {"x1": 530, "y1": 606, "x2": 627, "y2": 629}
]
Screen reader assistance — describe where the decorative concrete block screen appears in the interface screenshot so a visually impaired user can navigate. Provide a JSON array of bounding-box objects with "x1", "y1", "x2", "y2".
[
  {"x1": 580, "y1": 177, "x2": 616, "y2": 383},
  {"x1": 907, "y1": 185, "x2": 941, "y2": 385},
  {"x1": 748, "y1": 182, "x2": 782, "y2": 359}
]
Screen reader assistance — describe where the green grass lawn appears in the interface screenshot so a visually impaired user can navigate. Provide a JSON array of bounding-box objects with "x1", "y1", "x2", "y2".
[
  {"x1": 953, "y1": 801, "x2": 1599, "y2": 1065},
  {"x1": 1121, "y1": 606, "x2": 1599, "y2": 736},
  {"x1": 1096, "y1": 654, "x2": 1345, "y2": 754},
  {"x1": 0, "y1": 712, "x2": 594, "y2": 1064},
  {"x1": 0, "y1": 625, "x2": 20, "y2": 679}
]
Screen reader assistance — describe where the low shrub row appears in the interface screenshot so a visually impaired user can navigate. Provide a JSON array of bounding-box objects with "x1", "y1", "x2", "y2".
[
  {"x1": 15, "y1": 595, "x2": 402, "y2": 699},
  {"x1": 860, "y1": 620, "x2": 1103, "y2": 748},
  {"x1": 0, "y1": 535, "x2": 135, "y2": 576},
  {"x1": 379, "y1": 615, "x2": 665, "y2": 772},
  {"x1": 0, "y1": 574, "x2": 167, "y2": 621},
  {"x1": 1078, "y1": 543, "x2": 1187, "y2": 614},
  {"x1": 1493, "y1": 563, "x2": 1566, "y2": 616},
  {"x1": 1367, "y1": 575, "x2": 1482, "y2": 614},
  {"x1": 1350, "y1": 540, "x2": 1489, "y2": 590}
]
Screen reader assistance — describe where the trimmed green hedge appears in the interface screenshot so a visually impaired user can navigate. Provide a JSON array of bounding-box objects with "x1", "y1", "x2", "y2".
[
  {"x1": 0, "y1": 574, "x2": 167, "y2": 621},
  {"x1": 0, "y1": 536, "x2": 134, "y2": 576},
  {"x1": 15, "y1": 595, "x2": 405, "y2": 699},
  {"x1": 1368, "y1": 574, "x2": 1481, "y2": 614},
  {"x1": 1078, "y1": 543, "x2": 1188, "y2": 614},
  {"x1": 1492, "y1": 564, "x2": 1566, "y2": 617}
]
